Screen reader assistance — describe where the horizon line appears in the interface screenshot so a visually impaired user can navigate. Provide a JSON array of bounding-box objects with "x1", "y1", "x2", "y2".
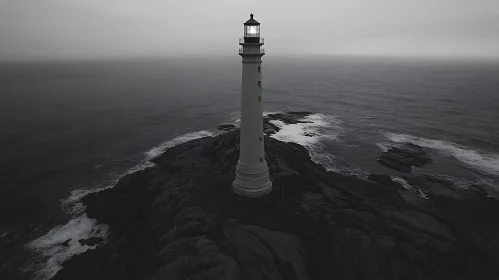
[{"x1": 2, "y1": 53, "x2": 499, "y2": 64}]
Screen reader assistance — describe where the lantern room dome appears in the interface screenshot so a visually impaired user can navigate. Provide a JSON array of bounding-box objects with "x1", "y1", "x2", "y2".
[{"x1": 244, "y1": 14, "x2": 260, "y2": 25}]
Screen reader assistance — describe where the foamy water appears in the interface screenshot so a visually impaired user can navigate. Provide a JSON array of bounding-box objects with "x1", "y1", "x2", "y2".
[
  {"x1": 228, "y1": 111, "x2": 348, "y2": 173},
  {"x1": 385, "y1": 133, "x2": 499, "y2": 176},
  {"x1": 26, "y1": 130, "x2": 215, "y2": 280},
  {"x1": 27, "y1": 215, "x2": 109, "y2": 280},
  {"x1": 375, "y1": 143, "x2": 389, "y2": 152},
  {"x1": 392, "y1": 177, "x2": 429, "y2": 199},
  {"x1": 146, "y1": 131, "x2": 214, "y2": 160},
  {"x1": 268, "y1": 113, "x2": 344, "y2": 172}
]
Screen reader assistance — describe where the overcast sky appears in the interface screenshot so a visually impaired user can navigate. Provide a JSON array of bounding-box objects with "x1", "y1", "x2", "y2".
[{"x1": 1, "y1": 0, "x2": 498, "y2": 61}]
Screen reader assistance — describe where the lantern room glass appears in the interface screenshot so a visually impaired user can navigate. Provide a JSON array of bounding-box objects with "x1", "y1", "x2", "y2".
[{"x1": 244, "y1": 25, "x2": 260, "y2": 37}]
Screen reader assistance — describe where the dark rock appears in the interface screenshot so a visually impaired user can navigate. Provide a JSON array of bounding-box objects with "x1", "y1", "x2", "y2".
[
  {"x1": 367, "y1": 173, "x2": 400, "y2": 187},
  {"x1": 263, "y1": 121, "x2": 280, "y2": 136},
  {"x1": 403, "y1": 174, "x2": 490, "y2": 200},
  {"x1": 62, "y1": 239, "x2": 71, "y2": 247},
  {"x1": 109, "y1": 253, "x2": 119, "y2": 263},
  {"x1": 51, "y1": 127, "x2": 499, "y2": 280},
  {"x1": 470, "y1": 184, "x2": 490, "y2": 198},
  {"x1": 78, "y1": 237, "x2": 103, "y2": 247},
  {"x1": 262, "y1": 112, "x2": 314, "y2": 136},
  {"x1": 288, "y1": 111, "x2": 313, "y2": 116},
  {"x1": 217, "y1": 124, "x2": 236, "y2": 132},
  {"x1": 378, "y1": 144, "x2": 433, "y2": 173}
]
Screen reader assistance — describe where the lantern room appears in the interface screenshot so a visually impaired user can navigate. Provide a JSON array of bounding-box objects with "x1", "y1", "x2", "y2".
[{"x1": 244, "y1": 14, "x2": 260, "y2": 43}]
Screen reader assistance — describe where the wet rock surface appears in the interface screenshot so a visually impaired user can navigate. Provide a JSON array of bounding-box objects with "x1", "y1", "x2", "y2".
[
  {"x1": 61, "y1": 239, "x2": 71, "y2": 247},
  {"x1": 402, "y1": 173, "x2": 493, "y2": 200},
  {"x1": 51, "y1": 114, "x2": 499, "y2": 280},
  {"x1": 78, "y1": 237, "x2": 104, "y2": 247},
  {"x1": 217, "y1": 124, "x2": 237, "y2": 132},
  {"x1": 378, "y1": 143, "x2": 433, "y2": 173}
]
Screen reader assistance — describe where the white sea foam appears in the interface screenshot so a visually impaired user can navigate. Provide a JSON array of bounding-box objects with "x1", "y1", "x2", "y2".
[
  {"x1": 385, "y1": 133, "x2": 499, "y2": 176},
  {"x1": 376, "y1": 143, "x2": 389, "y2": 152},
  {"x1": 60, "y1": 189, "x2": 94, "y2": 215},
  {"x1": 27, "y1": 130, "x2": 215, "y2": 280},
  {"x1": 269, "y1": 113, "x2": 343, "y2": 172},
  {"x1": 234, "y1": 111, "x2": 346, "y2": 173},
  {"x1": 146, "y1": 131, "x2": 214, "y2": 160},
  {"x1": 230, "y1": 111, "x2": 284, "y2": 126},
  {"x1": 229, "y1": 112, "x2": 241, "y2": 125},
  {"x1": 28, "y1": 214, "x2": 109, "y2": 280},
  {"x1": 263, "y1": 111, "x2": 284, "y2": 117},
  {"x1": 392, "y1": 177, "x2": 429, "y2": 199}
]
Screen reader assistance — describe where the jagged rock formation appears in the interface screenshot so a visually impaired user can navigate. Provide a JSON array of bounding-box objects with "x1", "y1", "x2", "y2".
[
  {"x1": 378, "y1": 144, "x2": 433, "y2": 173},
  {"x1": 217, "y1": 124, "x2": 237, "y2": 132},
  {"x1": 52, "y1": 115, "x2": 499, "y2": 280}
]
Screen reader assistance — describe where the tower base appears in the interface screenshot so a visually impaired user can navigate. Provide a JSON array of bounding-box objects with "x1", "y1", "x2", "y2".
[{"x1": 233, "y1": 160, "x2": 272, "y2": 197}]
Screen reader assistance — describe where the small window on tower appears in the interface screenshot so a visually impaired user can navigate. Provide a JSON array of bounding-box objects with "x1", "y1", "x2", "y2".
[
  {"x1": 258, "y1": 81, "x2": 261, "y2": 87},
  {"x1": 258, "y1": 96, "x2": 261, "y2": 102},
  {"x1": 260, "y1": 157, "x2": 263, "y2": 162},
  {"x1": 258, "y1": 67, "x2": 261, "y2": 73},
  {"x1": 259, "y1": 136, "x2": 262, "y2": 141}
]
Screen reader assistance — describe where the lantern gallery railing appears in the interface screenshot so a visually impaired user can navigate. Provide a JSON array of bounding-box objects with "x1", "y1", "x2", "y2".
[
  {"x1": 239, "y1": 38, "x2": 264, "y2": 44},
  {"x1": 239, "y1": 48, "x2": 265, "y2": 55}
]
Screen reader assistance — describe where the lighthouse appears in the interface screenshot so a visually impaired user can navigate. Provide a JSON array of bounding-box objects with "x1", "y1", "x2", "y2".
[{"x1": 233, "y1": 14, "x2": 272, "y2": 197}]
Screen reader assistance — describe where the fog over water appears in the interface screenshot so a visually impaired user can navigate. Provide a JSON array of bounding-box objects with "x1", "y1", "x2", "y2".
[{"x1": 1, "y1": 0, "x2": 499, "y2": 61}]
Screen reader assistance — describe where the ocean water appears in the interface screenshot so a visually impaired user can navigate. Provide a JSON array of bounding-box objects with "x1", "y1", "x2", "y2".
[{"x1": 1, "y1": 56, "x2": 498, "y2": 279}]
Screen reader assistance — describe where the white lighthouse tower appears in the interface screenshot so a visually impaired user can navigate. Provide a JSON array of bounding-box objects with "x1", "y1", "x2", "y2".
[{"x1": 233, "y1": 14, "x2": 272, "y2": 197}]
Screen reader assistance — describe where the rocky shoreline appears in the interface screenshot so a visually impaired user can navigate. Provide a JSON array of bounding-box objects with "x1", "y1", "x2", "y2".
[{"x1": 51, "y1": 112, "x2": 499, "y2": 280}]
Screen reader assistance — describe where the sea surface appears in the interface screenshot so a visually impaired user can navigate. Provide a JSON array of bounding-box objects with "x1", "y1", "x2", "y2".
[{"x1": 1, "y1": 56, "x2": 498, "y2": 279}]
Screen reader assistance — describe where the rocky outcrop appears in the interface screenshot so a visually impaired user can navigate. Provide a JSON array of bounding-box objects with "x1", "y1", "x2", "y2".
[
  {"x1": 378, "y1": 143, "x2": 433, "y2": 173},
  {"x1": 263, "y1": 121, "x2": 280, "y2": 136},
  {"x1": 51, "y1": 124, "x2": 499, "y2": 280},
  {"x1": 402, "y1": 173, "x2": 491, "y2": 200},
  {"x1": 217, "y1": 124, "x2": 237, "y2": 132},
  {"x1": 78, "y1": 237, "x2": 104, "y2": 247}
]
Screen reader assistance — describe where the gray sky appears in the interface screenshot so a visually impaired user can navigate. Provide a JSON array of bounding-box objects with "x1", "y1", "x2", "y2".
[{"x1": 1, "y1": 0, "x2": 498, "y2": 61}]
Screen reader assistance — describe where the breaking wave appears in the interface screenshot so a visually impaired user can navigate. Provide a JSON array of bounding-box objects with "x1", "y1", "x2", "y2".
[
  {"x1": 27, "y1": 130, "x2": 215, "y2": 280},
  {"x1": 146, "y1": 131, "x2": 214, "y2": 160},
  {"x1": 385, "y1": 133, "x2": 499, "y2": 176},
  {"x1": 27, "y1": 215, "x2": 109, "y2": 280},
  {"x1": 392, "y1": 177, "x2": 429, "y2": 199},
  {"x1": 376, "y1": 143, "x2": 389, "y2": 152},
  {"x1": 268, "y1": 113, "x2": 343, "y2": 172}
]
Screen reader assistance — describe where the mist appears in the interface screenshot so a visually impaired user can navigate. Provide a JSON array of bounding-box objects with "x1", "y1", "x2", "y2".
[{"x1": 1, "y1": 0, "x2": 498, "y2": 61}]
